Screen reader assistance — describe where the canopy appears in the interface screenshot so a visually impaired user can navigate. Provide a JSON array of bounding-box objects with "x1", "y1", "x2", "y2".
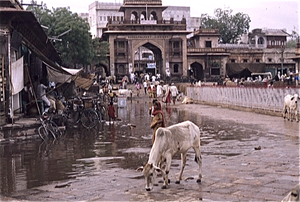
[
  {"x1": 226, "y1": 63, "x2": 266, "y2": 77},
  {"x1": 45, "y1": 62, "x2": 95, "y2": 90},
  {"x1": 45, "y1": 62, "x2": 82, "y2": 84}
]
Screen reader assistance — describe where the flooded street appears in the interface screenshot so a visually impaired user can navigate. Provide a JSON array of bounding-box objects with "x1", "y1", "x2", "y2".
[{"x1": 0, "y1": 98, "x2": 299, "y2": 201}]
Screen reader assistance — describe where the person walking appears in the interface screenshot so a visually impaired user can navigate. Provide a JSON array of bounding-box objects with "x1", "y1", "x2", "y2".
[
  {"x1": 156, "y1": 82, "x2": 163, "y2": 100},
  {"x1": 150, "y1": 100, "x2": 165, "y2": 144},
  {"x1": 143, "y1": 80, "x2": 148, "y2": 95},
  {"x1": 108, "y1": 102, "x2": 116, "y2": 123},
  {"x1": 136, "y1": 82, "x2": 141, "y2": 97},
  {"x1": 170, "y1": 83, "x2": 179, "y2": 105},
  {"x1": 163, "y1": 83, "x2": 171, "y2": 105}
]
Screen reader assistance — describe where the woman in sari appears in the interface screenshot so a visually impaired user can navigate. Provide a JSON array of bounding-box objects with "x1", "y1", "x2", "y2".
[{"x1": 150, "y1": 101, "x2": 165, "y2": 144}]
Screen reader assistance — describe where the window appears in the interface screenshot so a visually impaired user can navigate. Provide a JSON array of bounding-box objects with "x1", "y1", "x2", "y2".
[
  {"x1": 173, "y1": 41, "x2": 180, "y2": 49},
  {"x1": 268, "y1": 58, "x2": 272, "y2": 62},
  {"x1": 118, "y1": 41, "x2": 125, "y2": 48},
  {"x1": 118, "y1": 65, "x2": 125, "y2": 74},
  {"x1": 205, "y1": 41, "x2": 212, "y2": 48},
  {"x1": 100, "y1": 16, "x2": 102, "y2": 21},
  {"x1": 211, "y1": 68, "x2": 220, "y2": 75},
  {"x1": 243, "y1": 59, "x2": 248, "y2": 63},
  {"x1": 117, "y1": 53, "x2": 125, "y2": 57},
  {"x1": 174, "y1": 64, "x2": 179, "y2": 73},
  {"x1": 256, "y1": 59, "x2": 260, "y2": 63},
  {"x1": 258, "y1": 37, "x2": 264, "y2": 44},
  {"x1": 231, "y1": 59, "x2": 236, "y2": 63}
]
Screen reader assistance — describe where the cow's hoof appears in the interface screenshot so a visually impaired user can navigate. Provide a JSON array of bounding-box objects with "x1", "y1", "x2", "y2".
[
  {"x1": 158, "y1": 180, "x2": 164, "y2": 184},
  {"x1": 146, "y1": 188, "x2": 151, "y2": 191},
  {"x1": 197, "y1": 179, "x2": 202, "y2": 183},
  {"x1": 153, "y1": 183, "x2": 159, "y2": 186},
  {"x1": 161, "y1": 185, "x2": 167, "y2": 189},
  {"x1": 168, "y1": 179, "x2": 171, "y2": 184},
  {"x1": 175, "y1": 181, "x2": 180, "y2": 184}
]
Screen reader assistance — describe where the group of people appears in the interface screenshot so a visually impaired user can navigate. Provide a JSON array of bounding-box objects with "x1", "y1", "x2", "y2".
[{"x1": 142, "y1": 81, "x2": 179, "y2": 105}]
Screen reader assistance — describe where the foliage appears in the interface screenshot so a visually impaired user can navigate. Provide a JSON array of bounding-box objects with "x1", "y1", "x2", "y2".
[
  {"x1": 201, "y1": 8, "x2": 251, "y2": 44},
  {"x1": 26, "y1": 2, "x2": 98, "y2": 68},
  {"x1": 286, "y1": 30, "x2": 299, "y2": 48},
  {"x1": 92, "y1": 39, "x2": 110, "y2": 65}
]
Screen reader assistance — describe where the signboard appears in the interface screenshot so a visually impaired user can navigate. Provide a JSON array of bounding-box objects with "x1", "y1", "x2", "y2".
[
  {"x1": 141, "y1": 20, "x2": 157, "y2": 25},
  {"x1": 147, "y1": 63, "x2": 156, "y2": 69},
  {"x1": 166, "y1": 62, "x2": 170, "y2": 76}
]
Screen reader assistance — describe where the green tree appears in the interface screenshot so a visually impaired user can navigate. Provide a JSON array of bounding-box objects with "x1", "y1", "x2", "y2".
[
  {"x1": 286, "y1": 30, "x2": 299, "y2": 48},
  {"x1": 27, "y1": 4, "x2": 95, "y2": 68},
  {"x1": 201, "y1": 8, "x2": 251, "y2": 44}
]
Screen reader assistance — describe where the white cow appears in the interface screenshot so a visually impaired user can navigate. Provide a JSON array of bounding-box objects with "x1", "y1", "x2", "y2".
[
  {"x1": 282, "y1": 184, "x2": 300, "y2": 201},
  {"x1": 137, "y1": 121, "x2": 202, "y2": 191},
  {"x1": 282, "y1": 94, "x2": 299, "y2": 122}
]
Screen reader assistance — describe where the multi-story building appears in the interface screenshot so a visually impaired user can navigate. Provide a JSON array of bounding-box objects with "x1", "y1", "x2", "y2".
[{"x1": 87, "y1": 1, "x2": 200, "y2": 39}]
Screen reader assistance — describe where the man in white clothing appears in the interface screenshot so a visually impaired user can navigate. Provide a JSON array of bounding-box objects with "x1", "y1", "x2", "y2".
[
  {"x1": 169, "y1": 83, "x2": 178, "y2": 105},
  {"x1": 37, "y1": 80, "x2": 50, "y2": 114}
]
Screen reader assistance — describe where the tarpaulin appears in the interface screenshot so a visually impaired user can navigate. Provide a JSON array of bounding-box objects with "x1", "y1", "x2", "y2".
[
  {"x1": 74, "y1": 75, "x2": 95, "y2": 91},
  {"x1": 11, "y1": 56, "x2": 24, "y2": 95},
  {"x1": 45, "y1": 62, "x2": 82, "y2": 84}
]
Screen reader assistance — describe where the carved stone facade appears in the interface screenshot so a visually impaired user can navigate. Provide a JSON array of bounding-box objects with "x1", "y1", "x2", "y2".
[{"x1": 103, "y1": 0, "x2": 190, "y2": 81}]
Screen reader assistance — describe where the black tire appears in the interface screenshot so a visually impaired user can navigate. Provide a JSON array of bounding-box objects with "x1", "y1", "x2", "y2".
[
  {"x1": 49, "y1": 121, "x2": 62, "y2": 137},
  {"x1": 81, "y1": 109, "x2": 99, "y2": 129},
  {"x1": 38, "y1": 125, "x2": 56, "y2": 141}
]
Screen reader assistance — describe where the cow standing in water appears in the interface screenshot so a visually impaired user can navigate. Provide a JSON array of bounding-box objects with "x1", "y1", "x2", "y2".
[{"x1": 137, "y1": 121, "x2": 202, "y2": 191}]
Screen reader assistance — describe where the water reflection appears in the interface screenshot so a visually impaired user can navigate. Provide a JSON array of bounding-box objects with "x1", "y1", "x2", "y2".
[{"x1": 0, "y1": 100, "x2": 264, "y2": 197}]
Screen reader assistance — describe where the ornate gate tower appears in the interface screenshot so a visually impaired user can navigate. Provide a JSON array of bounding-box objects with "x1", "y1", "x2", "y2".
[{"x1": 104, "y1": 0, "x2": 190, "y2": 81}]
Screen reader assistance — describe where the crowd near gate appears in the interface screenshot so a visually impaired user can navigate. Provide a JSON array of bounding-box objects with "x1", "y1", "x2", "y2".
[{"x1": 187, "y1": 86, "x2": 300, "y2": 113}]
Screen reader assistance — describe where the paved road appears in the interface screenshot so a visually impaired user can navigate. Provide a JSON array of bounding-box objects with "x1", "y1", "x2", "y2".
[{"x1": 1, "y1": 95, "x2": 299, "y2": 201}]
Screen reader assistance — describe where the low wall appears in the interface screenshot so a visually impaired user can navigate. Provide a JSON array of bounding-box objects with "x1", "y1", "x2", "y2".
[{"x1": 187, "y1": 86, "x2": 300, "y2": 116}]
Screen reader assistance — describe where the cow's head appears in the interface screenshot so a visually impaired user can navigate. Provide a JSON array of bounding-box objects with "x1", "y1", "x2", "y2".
[
  {"x1": 293, "y1": 94, "x2": 299, "y2": 104},
  {"x1": 137, "y1": 163, "x2": 161, "y2": 191}
]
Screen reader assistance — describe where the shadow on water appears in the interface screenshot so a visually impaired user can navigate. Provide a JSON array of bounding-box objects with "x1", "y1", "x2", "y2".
[{"x1": 0, "y1": 100, "x2": 264, "y2": 197}]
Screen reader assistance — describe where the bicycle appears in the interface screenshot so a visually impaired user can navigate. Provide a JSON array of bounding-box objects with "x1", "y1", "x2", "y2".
[
  {"x1": 63, "y1": 97, "x2": 99, "y2": 129},
  {"x1": 38, "y1": 115, "x2": 60, "y2": 141}
]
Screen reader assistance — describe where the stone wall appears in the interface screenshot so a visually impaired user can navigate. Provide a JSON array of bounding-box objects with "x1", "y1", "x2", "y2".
[{"x1": 186, "y1": 86, "x2": 300, "y2": 117}]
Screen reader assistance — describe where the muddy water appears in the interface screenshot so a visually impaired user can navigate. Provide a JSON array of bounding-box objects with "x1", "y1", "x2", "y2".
[{"x1": 0, "y1": 100, "x2": 299, "y2": 201}]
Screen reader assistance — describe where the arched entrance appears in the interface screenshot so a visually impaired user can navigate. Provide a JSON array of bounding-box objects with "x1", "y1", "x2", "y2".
[
  {"x1": 191, "y1": 62, "x2": 204, "y2": 81},
  {"x1": 134, "y1": 42, "x2": 163, "y2": 77}
]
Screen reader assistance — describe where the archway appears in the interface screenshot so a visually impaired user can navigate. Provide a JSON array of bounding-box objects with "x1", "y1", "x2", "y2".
[
  {"x1": 131, "y1": 11, "x2": 138, "y2": 22},
  {"x1": 191, "y1": 62, "x2": 204, "y2": 81},
  {"x1": 133, "y1": 42, "x2": 163, "y2": 77},
  {"x1": 150, "y1": 11, "x2": 157, "y2": 20}
]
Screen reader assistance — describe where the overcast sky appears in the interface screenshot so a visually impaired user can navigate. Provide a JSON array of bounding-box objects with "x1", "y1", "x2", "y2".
[{"x1": 25, "y1": 0, "x2": 299, "y2": 34}]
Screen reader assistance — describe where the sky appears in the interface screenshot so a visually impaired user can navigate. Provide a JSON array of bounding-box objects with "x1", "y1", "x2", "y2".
[{"x1": 24, "y1": 0, "x2": 299, "y2": 34}]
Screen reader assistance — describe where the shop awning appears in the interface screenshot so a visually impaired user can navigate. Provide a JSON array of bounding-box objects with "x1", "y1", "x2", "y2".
[
  {"x1": 45, "y1": 62, "x2": 83, "y2": 84},
  {"x1": 226, "y1": 63, "x2": 266, "y2": 77}
]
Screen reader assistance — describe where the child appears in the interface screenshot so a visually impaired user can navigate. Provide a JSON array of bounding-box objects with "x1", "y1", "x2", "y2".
[
  {"x1": 136, "y1": 82, "x2": 141, "y2": 97},
  {"x1": 108, "y1": 102, "x2": 116, "y2": 122}
]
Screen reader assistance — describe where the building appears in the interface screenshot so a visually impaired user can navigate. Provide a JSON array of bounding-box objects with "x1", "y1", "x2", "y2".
[
  {"x1": 102, "y1": 0, "x2": 191, "y2": 81},
  {"x1": 0, "y1": 0, "x2": 65, "y2": 124},
  {"x1": 87, "y1": 1, "x2": 200, "y2": 39}
]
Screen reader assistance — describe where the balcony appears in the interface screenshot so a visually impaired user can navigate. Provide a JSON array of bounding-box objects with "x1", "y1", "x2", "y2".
[{"x1": 123, "y1": 0, "x2": 162, "y2": 5}]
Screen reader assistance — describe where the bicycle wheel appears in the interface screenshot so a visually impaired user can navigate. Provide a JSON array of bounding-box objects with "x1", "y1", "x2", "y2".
[
  {"x1": 38, "y1": 125, "x2": 56, "y2": 141},
  {"x1": 49, "y1": 121, "x2": 62, "y2": 137},
  {"x1": 81, "y1": 109, "x2": 99, "y2": 129}
]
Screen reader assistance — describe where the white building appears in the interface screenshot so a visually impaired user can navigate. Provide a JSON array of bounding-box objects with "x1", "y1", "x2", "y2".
[{"x1": 87, "y1": 1, "x2": 200, "y2": 38}]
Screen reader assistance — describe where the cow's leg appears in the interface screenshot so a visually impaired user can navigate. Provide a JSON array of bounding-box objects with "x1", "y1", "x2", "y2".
[
  {"x1": 296, "y1": 110, "x2": 299, "y2": 122},
  {"x1": 283, "y1": 105, "x2": 287, "y2": 119},
  {"x1": 193, "y1": 145, "x2": 202, "y2": 183},
  {"x1": 176, "y1": 152, "x2": 187, "y2": 184},
  {"x1": 162, "y1": 154, "x2": 172, "y2": 189}
]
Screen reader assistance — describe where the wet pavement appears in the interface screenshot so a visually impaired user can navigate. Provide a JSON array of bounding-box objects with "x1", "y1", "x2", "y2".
[{"x1": 0, "y1": 93, "x2": 299, "y2": 201}]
